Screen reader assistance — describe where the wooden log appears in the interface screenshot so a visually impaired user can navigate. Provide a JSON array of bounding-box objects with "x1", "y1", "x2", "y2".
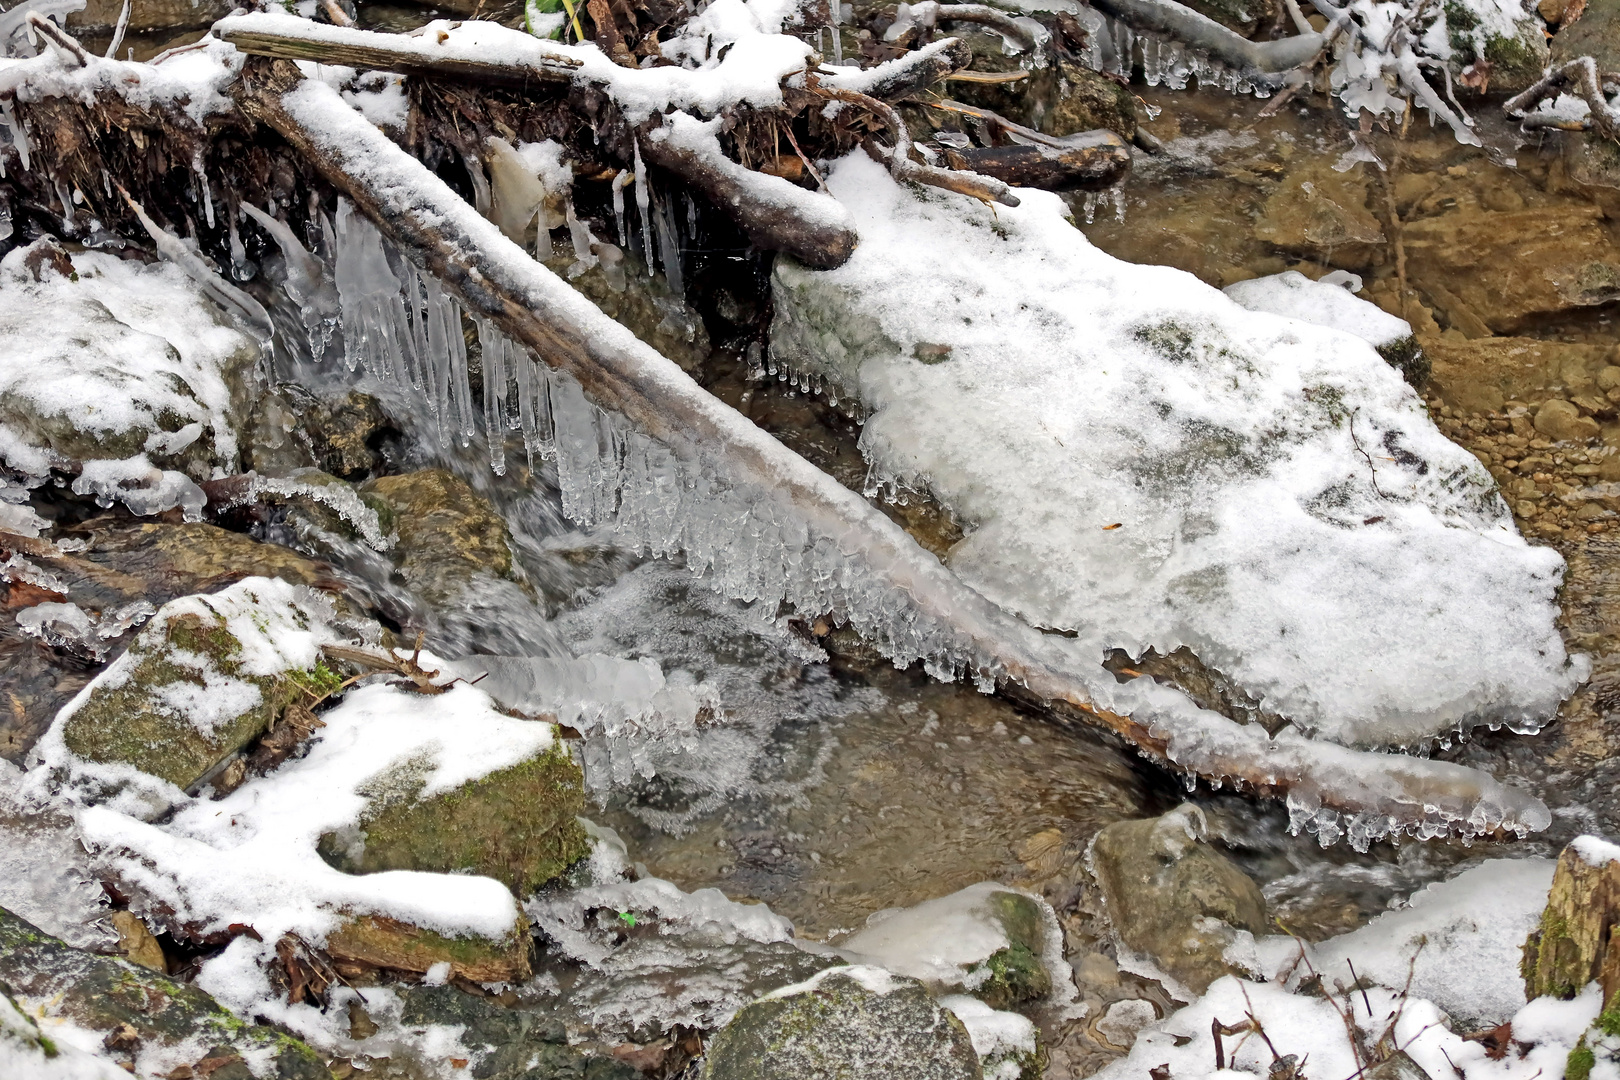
[
  {"x1": 638, "y1": 115, "x2": 858, "y2": 269},
  {"x1": 231, "y1": 57, "x2": 1554, "y2": 843},
  {"x1": 1523, "y1": 838, "x2": 1620, "y2": 1006},
  {"x1": 215, "y1": 13, "x2": 581, "y2": 90},
  {"x1": 952, "y1": 130, "x2": 1130, "y2": 191},
  {"x1": 1087, "y1": 0, "x2": 1324, "y2": 77}
]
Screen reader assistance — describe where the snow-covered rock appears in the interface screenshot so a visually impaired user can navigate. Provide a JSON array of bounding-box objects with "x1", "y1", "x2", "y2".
[{"x1": 771, "y1": 155, "x2": 1583, "y2": 749}]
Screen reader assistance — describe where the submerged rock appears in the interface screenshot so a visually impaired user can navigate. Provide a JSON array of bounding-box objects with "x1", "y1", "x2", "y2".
[
  {"x1": 55, "y1": 577, "x2": 349, "y2": 792},
  {"x1": 360, "y1": 469, "x2": 521, "y2": 606},
  {"x1": 396, "y1": 985, "x2": 638, "y2": 1080},
  {"x1": 1089, "y1": 806, "x2": 1267, "y2": 996},
  {"x1": 700, "y1": 966, "x2": 982, "y2": 1080},
  {"x1": 0, "y1": 905, "x2": 330, "y2": 1079}
]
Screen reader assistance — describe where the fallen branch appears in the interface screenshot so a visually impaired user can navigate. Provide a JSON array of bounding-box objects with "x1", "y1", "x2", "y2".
[
  {"x1": 917, "y1": 2, "x2": 1039, "y2": 51},
  {"x1": 215, "y1": 13, "x2": 582, "y2": 89},
  {"x1": 816, "y1": 36, "x2": 973, "y2": 100},
  {"x1": 637, "y1": 111, "x2": 858, "y2": 268},
  {"x1": 231, "y1": 57, "x2": 1553, "y2": 844},
  {"x1": 1087, "y1": 0, "x2": 1325, "y2": 76},
  {"x1": 952, "y1": 131, "x2": 1131, "y2": 191},
  {"x1": 1504, "y1": 56, "x2": 1620, "y2": 141}
]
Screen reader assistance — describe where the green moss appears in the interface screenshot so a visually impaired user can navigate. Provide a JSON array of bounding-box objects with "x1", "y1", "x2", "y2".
[
  {"x1": 977, "y1": 942, "x2": 1052, "y2": 1010},
  {"x1": 1595, "y1": 1006, "x2": 1620, "y2": 1038},
  {"x1": 1569, "y1": 1039, "x2": 1596, "y2": 1080},
  {"x1": 1376, "y1": 337, "x2": 1430, "y2": 389},
  {"x1": 319, "y1": 740, "x2": 589, "y2": 896}
]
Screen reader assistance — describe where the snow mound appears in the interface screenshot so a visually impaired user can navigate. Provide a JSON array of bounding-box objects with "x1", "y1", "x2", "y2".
[
  {"x1": 771, "y1": 154, "x2": 1582, "y2": 748},
  {"x1": 1224, "y1": 271, "x2": 1412, "y2": 352}
]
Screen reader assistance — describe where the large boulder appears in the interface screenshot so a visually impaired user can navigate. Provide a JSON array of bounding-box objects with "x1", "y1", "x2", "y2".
[
  {"x1": 395, "y1": 985, "x2": 638, "y2": 1080},
  {"x1": 0, "y1": 906, "x2": 330, "y2": 1079},
  {"x1": 1089, "y1": 806, "x2": 1268, "y2": 996},
  {"x1": 699, "y1": 966, "x2": 982, "y2": 1080},
  {"x1": 54, "y1": 577, "x2": 348, "y2": 794}
]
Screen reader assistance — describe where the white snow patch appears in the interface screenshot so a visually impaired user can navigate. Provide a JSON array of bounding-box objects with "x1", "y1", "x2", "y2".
[{"x1": 1225, "y1": 271, "x2": 1413, "y2": 351}]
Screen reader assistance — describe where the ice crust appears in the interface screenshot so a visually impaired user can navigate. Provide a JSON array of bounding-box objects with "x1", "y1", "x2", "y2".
[
  {"x1": 1224, "y1": 271, "x2": 1413, "y2": 351},
  {"x1": 771, "y1": 154, "x2": 1581, "y2": 749}
]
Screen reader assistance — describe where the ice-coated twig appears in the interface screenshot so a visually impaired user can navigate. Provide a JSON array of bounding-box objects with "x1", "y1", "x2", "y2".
[
  {"x1": 103, "y1": 0, "x2": 130, "y2": 59},
  {"x1": 25, "y1": 10, "x2": 86, "y2": 66},
  {"x1": 805, "y1": 76, "x2": 1021, "y2": 205},
  {"x1": 116, "y1": 184, "x2": 275, "y2": 341},
  {"x1": 910, "y1": 2, "x2": 1039, "y2": 52},
  {"x1": 816, "y1": 36, "x2": 973, "y2": 100},
  {"x1": 236, "y1": 60, "x2": 1555, "y2": 846},
  {"x1": 1505, "y1": 56, "x2": 1620, "y2": 142},
  {"x1": 0, "y1": 0, "x2": 82, "y2": 56},
  {"x1": 1088, "y1": 0, "x2": 1326, "y2": 76}
]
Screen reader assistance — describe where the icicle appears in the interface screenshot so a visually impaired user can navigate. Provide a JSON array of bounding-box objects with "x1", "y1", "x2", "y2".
[
  {"x1": 0, "y1": 194, "x2": 11, "y2": 243},
  {"x1": 1142, "y1": 34, "x2": 1161, "y2": 86},
  {"x1": 54, "y1": 178, "x2": 73, "y2": 234},
  {"x1": 1082, "y1": 191, "x2": 1098, "y2": 224},
  {"x1": 653, "y1": 189, "x2": 684, "y2": 299},
  {"x1": 633, "y1": 141, "x2": 654, "y2": 271},
  {"x1": 611, "y1": 168, "x2": 631, "y2": 248},
  {"x1": 1, "y1": 100, "x2": 29, "y2": 172},
  {"x1": 1115, "y1": 21, "x2": 1134, "y2": 78},
  {"x1": 1111, "y1": 186, "x2": 1126, "y2": 222},
  {"x1": 831, "y1": 5, "x2": 843, "y2": 64},
  {"x1": 226, "y1": 203, "x2": 250, "y2": 281},
  {"x1": 477, "y1": 317, "x2": 509, "y2": 475},
  {"x1": 192, "y1": 147, "x2": 213, "y2": 229},
  {"x1": 563, "y1": 195, "x2": 598, "y2": 277}
]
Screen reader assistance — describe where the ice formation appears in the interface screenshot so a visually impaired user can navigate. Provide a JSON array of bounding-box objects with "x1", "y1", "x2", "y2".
[{"x1": 771, "y1": 153, "x2": 1581, "y2": 750}]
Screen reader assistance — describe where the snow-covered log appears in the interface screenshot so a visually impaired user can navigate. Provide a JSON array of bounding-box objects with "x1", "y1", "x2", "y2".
[
  {"x1": 1088, "y1": 0, "x2": 1326, "y2": 78},
  {"x1": 233, "y1": 56, "x2": 1552, "y2": 847}
]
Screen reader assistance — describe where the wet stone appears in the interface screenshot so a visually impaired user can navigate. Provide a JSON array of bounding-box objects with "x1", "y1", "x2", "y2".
[
  {"x1": 699, "y1": 967, "x2": 981, "y2": 1080},
  {"x1": 1089, "y1": 805, "x2": 1268, "y2": 995},
  {"x1": 396, "y1": 985, "x2": 637, "y2": 1080},
  {"x1": 359, "y1": 469, "x2": 522, "y2": 607}
]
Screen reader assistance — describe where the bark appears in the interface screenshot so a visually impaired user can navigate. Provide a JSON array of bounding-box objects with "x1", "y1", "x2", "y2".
[
  {"x1": 214, "y1": 16, "x2": 582, "y2": 90},
  {"x1": 952, "y1": 133, "x2": 1131, "y2": 191},
  {"x1": 1522, "y1": 841, "x2": 1620, "y2": 1007},
  {"x1": 231, "y1": 57, "x2": 1553, "y2": 842}
]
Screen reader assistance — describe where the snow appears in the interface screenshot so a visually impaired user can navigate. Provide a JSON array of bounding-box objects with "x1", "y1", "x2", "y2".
[
  {"x1": 939, "y1": 995, "x2": 1039, "y2": 1080},
  {"x1": 0, "y1": 247, "x2": 254, "y2": 496},
  {"x1": 766, "y1": 963, "x2": 902, "y2": 998},
  {"x1": 1097, "y1": 854, "x2": 1613, "y2": 1080},
  {"x1": 0, "y1": 35, "x2": 242, "y2": 124},
  {"x1": 1224, "y1": 271, "x2": 1413, "y2": 352},
  {"x1": 772, "y1": 153, "x2": 1581, "y2": 751},
  {"x1": 0, "y1": 993, "x2": 129, "y2": 1080},
  {"x1": 1307, "y1": 858, "x2": 1555, "y2": 1026},
  {"x1": 1571, "y1": 835, "x2": 1620, "y2": 868},
  {"x1": 35, "y1": 676, "x2": 560, "y2": 1021}
]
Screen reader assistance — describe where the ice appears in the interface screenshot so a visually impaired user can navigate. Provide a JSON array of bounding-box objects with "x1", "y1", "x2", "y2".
[
  {"x1": 240, "y1": 201, "x2": 338, "y2": 360},
  {"x1": 0, "y1": 760, "x2": 116, "y2": 951},
  {"x1": 287, "y1": 70, "x2": 1556, "y2": 846},
  {"x1": 0, "y1": 991, "x2": 131, "y2": 1080},
  {"x1": 1225, "y1": 270, "x2": 1413, "y2": 352},
  {"x1": 939, "y1": 995, "x2": 1039, "y2": 1080},
  {"x1": 770, "y1": 153, "x2": 1581, "y2": 751},
  {"x1": 443, "y1": 652, "x2": 716, "y2": 789}
]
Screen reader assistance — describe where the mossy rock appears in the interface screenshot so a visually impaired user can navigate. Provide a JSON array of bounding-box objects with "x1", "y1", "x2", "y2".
[
  {"x1": 59, "y1": 579, "x2": 336, "y2": 791},
  {"x1": 0, "y1": 906, "x2": 330, "y2": 1079},
  {"x1": 326, "y1": 912, "x2": 533, "y2": 984},
  {"x1": 359, "y1": 469, "x2": 520, "y2": 606},
  {"x1": 396, "y1": 985, "x2": 638, "y2": 1079},
  {"x1": 1378, "y1": 336, "x2": 1430, "y2": 389},
  {"x1": 972, "y1": 891, "x2": 1052, "y2": 1010},
  {"x1": 700, "y1": 968, "x2": 982, "y2": 1080},
  {"x1": 1445, "y1": 0, "x2": 1548, "y2": 92},
  {"x1": 1521, "y1": 839, "x2": 1620, "y2": 1004},
  {"x1": 317, "y1": 741, "x2": 589, "y2": 897}
]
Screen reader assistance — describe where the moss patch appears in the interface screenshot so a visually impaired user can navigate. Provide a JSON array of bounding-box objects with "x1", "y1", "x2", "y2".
[
  {"x1": 318, "y1": 740, "x2": 589, "y2": 897},
  {"x1": 325, "y1": 912, "x2": 531, "y2": 984}
]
